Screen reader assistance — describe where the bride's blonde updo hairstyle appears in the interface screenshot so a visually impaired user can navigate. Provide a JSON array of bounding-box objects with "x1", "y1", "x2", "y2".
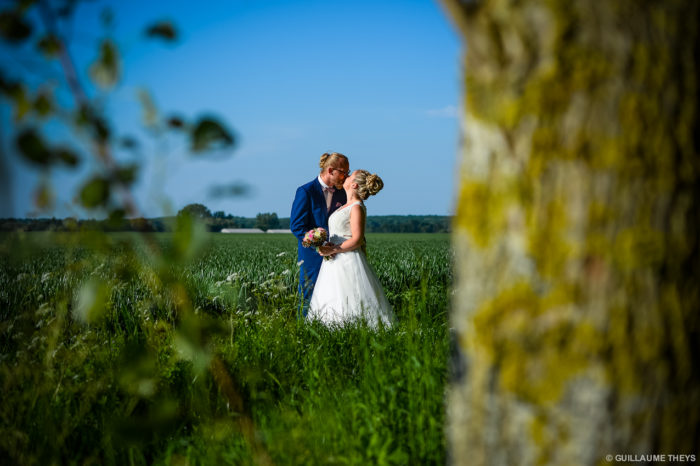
[
  {"x1": 319, "y1": 152, "x2": 348, "y2": 172},
  {"x1": 353, "y1": 170, "x2": 384, "y2": 200}
]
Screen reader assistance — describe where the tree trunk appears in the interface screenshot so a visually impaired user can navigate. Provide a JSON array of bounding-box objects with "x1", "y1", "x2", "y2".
[{"x1": 441, "y1": 0, "x2": 699, "y2": 464}]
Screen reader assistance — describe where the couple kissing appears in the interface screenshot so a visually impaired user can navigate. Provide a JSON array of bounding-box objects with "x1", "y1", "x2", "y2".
[{"x1": 290, "y1": 152, "x2": 395, "y2": 328}]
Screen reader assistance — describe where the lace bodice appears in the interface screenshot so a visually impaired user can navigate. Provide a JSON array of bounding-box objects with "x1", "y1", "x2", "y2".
[{"x1": 328, "y1": 201, "x2": 364, "y2": 245}]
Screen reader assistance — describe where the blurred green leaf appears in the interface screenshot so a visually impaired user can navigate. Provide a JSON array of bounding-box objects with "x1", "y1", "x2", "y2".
[
  {"x1": 106, "y1": 208, "x2": 126, "y2": 228},
  {"x1": 173, "y1": 331, "x2": 211, "y2": 375},
  {"x1": 208, "y1": 182, "x2": 250, "y2": 198},
  {"x1": 33, "y1": 92, "x2": 52, "y2": 117},
  {"x1": 137, "y1": 89, "x2": 158, "y2": 128},
  {"x1": 63, "y1": 216, "x2": 78, "y2": 230},
  {"x1": 111, "y1": 398, "x2": 181, "y2": 446},
  {"x1": 55, "y1": 147, "x2": 80, "y2": 167},
  {"x1": 173, "y1": 212, "x2": 207, "y2": 262},
  {"x1": 100, "y1": 7, "x2": 114, "y2": 28},
  {"x1": 36, "y1": 34, "x2": 61, "y2": 58},
  {"x1": 2, "y1": 77, "x2": 45, "y2": 121},
  {"x1": 173, "y1": 310, "x2": 224, "y2": 375},
  {"x1": 0, "y1": 11, "x2": 32, "y2": 43},
  {"x1": 75, "y1": 104, "x2": 90, "y2": 126},
  {"x1": 117, "y1": 340, "x2": 159, "y2": 398},
  {"x1": 190, "y1": 117, "x2": 235, "y2": 153},
  {"x1": 16, "y1": 0, "x2": 37, "y2": 14},
  {"x1": 56, "y1": 1, "x2": 77, "y2": 18},
  {"x1": 0, "y1": 73, "x2": 12, "y2": 93},
  {"x1": 120, "y1": 136, "x2": 139, "y2": 149},
  {"x1": 89, "y1": 39, "x2": 120, "y2": 89},
  {"x1": 0, "y1": 75, "x2": 17, "y2": 94},
  {"x1": 16, "y1": 128, "x2": 52, "y2": 165},
  {"x1": 34, "y1": 182, "x2": 53, "y2": 210},
  {"x1": 178, "y1": 203, "x2": 211, "y2": 220},
  {"x1": 144, "y1": 21, "x2": 177, "y2": 41},
  {"x1": 115, "y1": 163, "x2": 138, "y2": 185},
  {"x1": 73, "y1": 279, "x2": 109, "y2": 324},
  {"x1": 4, "y1": 82, "x2": 31, "y2": 121},
  {"x1": 79, "y1": 176, "x2": 110, "y2": 208},
  {"x1": 92, "y1": 114, "x2": 110, "y2": 142},
  {"x1": 167, "y1": 115, "x2": 185, "y2": 129},
  {"x1": 75, "y1": 104, "x2": 111, "y2": 142}
]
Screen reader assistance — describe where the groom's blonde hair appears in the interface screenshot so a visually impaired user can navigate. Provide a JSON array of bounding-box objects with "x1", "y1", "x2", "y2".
[{"x1": 319, "y1": 152, "x2": 348, "y2": 172}]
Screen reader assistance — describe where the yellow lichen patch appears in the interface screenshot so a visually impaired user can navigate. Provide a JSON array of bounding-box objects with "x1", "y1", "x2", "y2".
[
  {"x1": 585, "y1": 203, "x2": 617, "y2": 264},
  {"x1": 465, "y1": 77, "x2": 523, "y2": 129},
  {"x1": 455, "y1": 180, "x2": 508, "y2": 249},
  {"x1": 496, "y1": 93, "x2": 523, "y2": 130},
  {"x1": 529, "y1": 410, "x2": 575, "y2": 466},
  {"x1": 472, "y1": 282, "x2": 602, "y2": 405},
  {"x1": 530, "y1": 412, "x2": 546, "y2": 448},
  {"x1": 471, "y1": 281, "x2": 539, "y2": 359},
  {"x1": 587, "y1": 202, "x2": 615, "y2": 229},
  {"x1": 527, "y1": 198, "x2": 573, "y2": 279},
  {"x1": 612, "y1": 227, "x2": 665, "y2": 271},
  {"x1": 530, "y1": 413, "x2": 552, "y2": 466},
  {"x1": 505, "y1": 321, "x2": 600, "y2": 404},
  {"x1": 605, "y1": 305, "x2": 650, "y2": 394},
  {"x1": 530, "y1": 126, "x2": 559, "y2": 159},
  {"x1": 589, "y1": 137, "x2": 623, "y2": 170},
  {"x1": 660, "y1": 284, "x2": 693, "y2": 384},
  {"x1": 465, "y1": 76, "x2": 503, "y2": 124},
  {"x1": 584, "y1": 232, "x2": 613, "y2": 260},
  {"x1": 557, "y1": 45, "x2": 617, "y2": 95}
]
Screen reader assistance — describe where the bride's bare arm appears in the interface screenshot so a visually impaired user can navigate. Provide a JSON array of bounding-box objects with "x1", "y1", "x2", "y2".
[{"x1": 320, "y1": 204, "x2": 365, "y2": 256}]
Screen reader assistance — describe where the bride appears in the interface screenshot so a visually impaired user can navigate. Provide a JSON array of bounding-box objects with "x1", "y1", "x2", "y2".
[{"x1": 307, "y1": 170, "x2": 396, "y2": 328}]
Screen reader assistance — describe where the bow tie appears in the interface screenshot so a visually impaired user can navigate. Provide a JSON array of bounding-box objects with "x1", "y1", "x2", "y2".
[{"x1": 324, "y1": 186, "x2": 335, "y2": 193}]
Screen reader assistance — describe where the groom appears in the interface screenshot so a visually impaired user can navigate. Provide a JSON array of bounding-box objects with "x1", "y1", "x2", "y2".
[{"x1": 291, "y1": 152, "x2": 350, "y2": 316}]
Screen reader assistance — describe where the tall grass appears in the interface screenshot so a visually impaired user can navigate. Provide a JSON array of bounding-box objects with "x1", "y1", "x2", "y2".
[{"x1": 0, "y1": 232, "x2": 451, "y2": 464}]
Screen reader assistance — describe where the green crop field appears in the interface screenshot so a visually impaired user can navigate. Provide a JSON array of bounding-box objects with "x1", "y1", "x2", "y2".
[{"x1": 0, "y1": 231, "x2": 452, "y2": 465}]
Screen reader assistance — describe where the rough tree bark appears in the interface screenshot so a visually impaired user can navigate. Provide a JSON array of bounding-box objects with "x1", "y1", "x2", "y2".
[{"x1": 440, "y1": 0, "x2": 699, "y2": 464}]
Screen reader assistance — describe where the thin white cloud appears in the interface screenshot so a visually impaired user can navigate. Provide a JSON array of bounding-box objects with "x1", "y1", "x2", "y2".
[{"x1": 426, "y1": 105, "x2": 460, "y2": 118}]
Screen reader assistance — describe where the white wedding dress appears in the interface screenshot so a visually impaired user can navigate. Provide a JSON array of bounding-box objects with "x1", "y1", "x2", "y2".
[{"x1": 308, "y1": 201, "x2": 396, "y2": 328}]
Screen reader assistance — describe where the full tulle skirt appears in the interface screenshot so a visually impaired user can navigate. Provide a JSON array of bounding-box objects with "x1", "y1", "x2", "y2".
[{"x1": 308, "y1": 249, "x2": 395, "y2": 329}]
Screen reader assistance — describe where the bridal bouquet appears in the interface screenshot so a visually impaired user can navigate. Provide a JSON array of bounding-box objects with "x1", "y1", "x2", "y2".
[{"x1": 302, "y1": 227, "x2": 331, "y2": 260}]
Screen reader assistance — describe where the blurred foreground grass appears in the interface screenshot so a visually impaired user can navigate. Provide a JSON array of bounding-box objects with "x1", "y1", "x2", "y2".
[{"x1": 0, "y1": 232, "x2": 451, "y2": 465}]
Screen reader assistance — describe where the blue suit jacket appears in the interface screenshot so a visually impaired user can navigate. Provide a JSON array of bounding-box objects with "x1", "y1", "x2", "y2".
[{"x1": 290, "y1": 178, "x2": 347, "y2": 302}]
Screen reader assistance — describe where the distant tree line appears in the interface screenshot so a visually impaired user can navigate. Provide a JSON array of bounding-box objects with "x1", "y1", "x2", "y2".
[
  {"x1": 365, "y1": 215, "x2": 451, "y2": 233},
  {"x1": 0, "y1": 203, "x2": 451, "y2": 233}
]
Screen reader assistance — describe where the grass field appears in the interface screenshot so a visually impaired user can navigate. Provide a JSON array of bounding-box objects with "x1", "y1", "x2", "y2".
[{"x1": 0, "y1": 231, "x2": 452, "y2": 465}]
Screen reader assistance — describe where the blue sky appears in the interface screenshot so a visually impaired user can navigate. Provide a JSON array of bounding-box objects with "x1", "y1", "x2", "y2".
[{"x1": 1, "y1": 0, "x2": 461, "y2": 218}]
